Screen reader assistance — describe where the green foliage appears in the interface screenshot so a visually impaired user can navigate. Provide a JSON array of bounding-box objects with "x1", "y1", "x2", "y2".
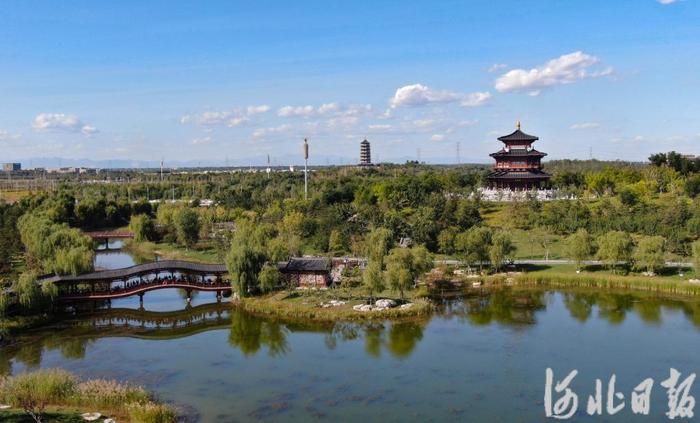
[
  {"x1": 328, "y1": 229, "x2": 349, "y2": 255},
  {"x1": 488, "y1": 231, "x2": 516, "y2": 272},
  {"x1": 259, "y1": 265, "x2": 283, "y2": 293},
  {"x1": 566, "y1": 229, "x2": 595, "y2": 271},
  {"x1": 693, "y1": 240, "x2": 700, "y2": 272},
  {"x1": 633, "y1": 236, "x2": 666, "y2": 274},
  {"x1": 364, "y1": 227, "x2": 393, "y2": 265},
  {"x1": 129, "y1": 214, "x2": 156, "y2": 242},
  {"x1": 17, "y1": 212, "x2": 94, "y2": 275},
  {"x1": 0, "y1": 368, "x2": 77, "y2": 423},
  {"x1": 127, "y1": 402, "x2": 177, "y2": 423},
  {"x1": 596, "y1": 231, "x2": 634, "y2": 273},
  {"x1": 225, "y1": 224, "x2": 267, "y2": 297},
  {"x1": 362, "y1": 261, "x2": 384, "y2": 302},
  {"x1": 14, "y1": 272, "x2": 41, "y2": 310},
  {"x1": 437, "y1": 226, "x2": 459, "y2": 255},
  {"x1": 174, "y1": 208, "x2": 200, "y2": 248},
  {"x1": 385, "y1": 245, "x2": 432, "y2": 298},
  {"x1": 455, "y1": 226, "x2": 492, "y2": 271}
]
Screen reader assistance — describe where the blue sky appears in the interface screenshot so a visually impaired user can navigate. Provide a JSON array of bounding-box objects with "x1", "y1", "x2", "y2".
[{"x1": 0, "y1": 0, "x2": 698, "y2": 166}]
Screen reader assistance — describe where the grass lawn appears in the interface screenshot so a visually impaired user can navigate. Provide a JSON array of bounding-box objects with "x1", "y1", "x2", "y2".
[
  {"x1": 507, "y1": 263, "x2": 700, "y2": 296},
  {"x1": 240, "y1": 287, "x2": 432, "y2": 321}
]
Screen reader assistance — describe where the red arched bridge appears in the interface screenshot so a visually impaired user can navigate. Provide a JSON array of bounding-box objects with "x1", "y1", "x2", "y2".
[{"x1": 39, "y1": 260, "x2": 231, "y2": 303}]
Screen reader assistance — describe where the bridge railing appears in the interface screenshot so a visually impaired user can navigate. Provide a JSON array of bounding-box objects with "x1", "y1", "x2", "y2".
[{"x1": 59, "y1": 278, "x2": 231, "y2": 299}]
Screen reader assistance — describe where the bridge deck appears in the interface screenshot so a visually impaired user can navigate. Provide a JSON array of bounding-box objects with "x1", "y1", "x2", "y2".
[{"x1": 85, "y1": 231, "x2": 134, "y2": 239}]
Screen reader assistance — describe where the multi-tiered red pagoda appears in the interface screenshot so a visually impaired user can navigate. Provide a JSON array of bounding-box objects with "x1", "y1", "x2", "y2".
[{"x1": 485, "y1": 122, "x2": 550, "y2": 190}]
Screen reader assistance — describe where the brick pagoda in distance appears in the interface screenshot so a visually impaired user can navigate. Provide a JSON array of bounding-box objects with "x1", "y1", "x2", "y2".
[{"x1": 485, "y1": 122, "x2": 551, "y2": 190}]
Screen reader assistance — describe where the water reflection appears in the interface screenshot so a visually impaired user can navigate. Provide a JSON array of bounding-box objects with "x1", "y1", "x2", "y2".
[{"x1": 6, "y1": 288, "x2": 700, "y2": 378}]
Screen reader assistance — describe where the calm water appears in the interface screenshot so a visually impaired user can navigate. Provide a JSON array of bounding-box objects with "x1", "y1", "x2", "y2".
[{"x1": 4, "y1": 246, "x2": 700, "y2": 421}]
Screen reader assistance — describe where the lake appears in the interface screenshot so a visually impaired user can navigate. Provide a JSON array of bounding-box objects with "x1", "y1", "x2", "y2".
[{"x1": 3, "y1": 243, "x2": 700, "y2": 421}]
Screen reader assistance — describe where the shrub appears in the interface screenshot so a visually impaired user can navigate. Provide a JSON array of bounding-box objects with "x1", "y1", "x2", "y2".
[
  {"x1": 75, "y1": 379, "x2": 150, "y2": 410},
  {"x1": 127, "y1": 401, "x2": 178, "y2": 423},
  {"x1": 0, "y1": 368, "x2": 77, "y2": 423}
]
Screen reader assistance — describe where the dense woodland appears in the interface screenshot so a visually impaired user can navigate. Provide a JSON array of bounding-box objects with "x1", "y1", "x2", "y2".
[{"x1": 3, "y1": 153, "x2": 700, "y2": 314}]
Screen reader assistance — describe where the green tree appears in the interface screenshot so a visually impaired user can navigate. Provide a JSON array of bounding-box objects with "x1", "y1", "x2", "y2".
[
  {"x1": 362, "y1": 261, "x2": 384, "y2": 303},
  {"x1": 259, "y1": 264, "x2": 283, "y2": 293},
  {"x1": 633, "y1": 236, "x2": 666, "y2": 274},
  {"x1": 385, "y1": 245, "x2": 432, "y2": 299},
  {"x1": 129, "y1": 213, "x2": 156, "y2": 242},
  {"x1": 225, "y1": 226, "x2": 266, "y2": 298},
  {"x1": 489, "y1": 232, "x2": 516, "y2": 272},
  {"x1": 596, "y1": 231, "x2": 634, "y2": 273},
  {"x1": 455, "y1": 226, "x2": 492, "y2": 271},
  {"x1": 692, "y1": 240, "x2": 700, "y2": 275},
  {"x1": 566, "y1": 229, "x2": 595, "y2": 271},
  {"x1": 437, "y1": 227, "x2": 459, "y2": 255},
  {"x1": 364, "y1": 227, "x2": 393, "y2": 266},
  {"x1": 14, "y1": 271, "x2": 41, "y2": 310},
  {"x1": 328, "y1": 229, "x2": 349, "y2": 254},
  {"x1": 175, "y1": 208, "x2": 200, "y2": 248}
]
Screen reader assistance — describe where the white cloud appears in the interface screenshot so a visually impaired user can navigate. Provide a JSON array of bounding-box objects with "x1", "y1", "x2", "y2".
[
  {"x1": 570, "y1": 122, "x2": 600, "y2": 130},
  {"x1": 413, "y1": 119, "x2": 436, "y2": 128},
  {"x1": 461, "y1": 91, "x2": 492, "y2": 107},
  {"x1": 488, "y1": 63, "x2": 508, "y2": 73},
  {"x1": 278, "y1": 103, "x2": 372, "y2": 118},
  {"x1": 389, "y1": 84, "x2": 460, "y2": 108},
  {"x1": 181, "y1": 105, "x2": 269, "y2": 126},
  {"x1": 278, "y1": 105, "x2": 315, "y2": 118},
  {"x1": 390, "y1": 83, "x2": 491, "y2": 109},
  {"x1": 192, "y1": 136, "x2": 212, "y2": 145},
  {"x1": 253, "y1": 124, "x2": 291, "y2": 138},
  {"x1": 658, "y1": 0, "x2": 678, "y2": 4},
  {"x1": 227, "y1": 117, "x2": 249, "y2": 127},
  {"x1": 368, "y1": 124, "x2": 392, "y2": 131},
  {"x1": 32, "y1": 113, "x2": 98, "y2": 136},
  {"x1": 246, "y1": 105, "x2": 271, "y2": 115},
  {"x1": 431, "y1": 134, "x2": 445, "y2": 141},
  {"x1": 494, "y1": 51, "x2": 613, "y2": 95}
]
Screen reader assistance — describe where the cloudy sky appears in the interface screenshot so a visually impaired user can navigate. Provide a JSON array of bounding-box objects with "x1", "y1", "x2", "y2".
[{"x1": 0, "y1": 0, "x2": 698, "y2": 166}]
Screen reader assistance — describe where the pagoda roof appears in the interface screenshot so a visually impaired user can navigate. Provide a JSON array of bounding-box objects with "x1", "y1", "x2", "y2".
[
  {"x1": 485, "y1": 169, "x2": 551, "y2": 179},
  {"x1": 360, "y1": 139, "x2": 370, "y2": 144},
  {"x1": 490, "y1": 149, "x2": 547, "y2": 158},
  {"x1": 498, "y1": 129, "x2": 539, "y2": 143}
]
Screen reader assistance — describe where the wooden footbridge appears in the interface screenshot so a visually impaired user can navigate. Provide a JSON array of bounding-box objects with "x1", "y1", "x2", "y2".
[{"x1": 39, "y1": 260, "x2": 231, "y2": 304}]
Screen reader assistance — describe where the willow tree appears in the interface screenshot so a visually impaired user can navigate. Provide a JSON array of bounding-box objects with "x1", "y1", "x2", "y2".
[
  {"x1": 226, "y1": 224, "x2": 266, "y2": 298},
  {"x1": 385, "y1": 245, "x2": 432, "y2": 299},
  {"x1": 596, "y1": 231, "x2": 634, "y2": 274},
  {"x1": 129, "y1": 213, "x2": 156, "y2": 242},
  {"x1": 633, "y1": 236, "x2": 666, "y2": 274},
  {"x1": 566, "y1": 229, "x2": 595, "y2": 272},
  {"x1": 489, "y1": 232, "x2": 516, "y2": 273}
]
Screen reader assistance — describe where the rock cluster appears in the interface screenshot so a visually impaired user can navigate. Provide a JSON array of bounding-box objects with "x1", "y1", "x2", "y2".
[{"x1": 352, "y1": 299, "x2": 413, "y2": 312}]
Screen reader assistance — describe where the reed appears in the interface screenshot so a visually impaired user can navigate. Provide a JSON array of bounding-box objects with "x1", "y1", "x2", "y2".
[
  {"x1": 510, "y1": 272, "x2": 700, "y2": 296},
  {"x1": 0, "y1": 369, "x2": 177, "y2": 423},
  {"x1": 127, "y1": 401, "x2": 178, "y2": 423}
]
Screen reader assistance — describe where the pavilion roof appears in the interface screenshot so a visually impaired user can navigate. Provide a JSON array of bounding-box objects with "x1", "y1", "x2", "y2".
[
  {"x1": 497, "y1": 129, "x2": 539, "y2": 143},
  {"x1": 490, "y1": 149, "x2": 547, "y2": 158},
  {"x1": 485, "y1": 169, "x2": 551, "y2": 179}
]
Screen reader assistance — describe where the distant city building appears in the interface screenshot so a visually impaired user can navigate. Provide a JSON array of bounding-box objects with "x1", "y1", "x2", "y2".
[
  {"x1": 485, "y1": 122, "x2": 551, "y2": 190},
  {"x1": 359, "y1": 139, "x2": 371, "y2": 165},
  {"x1": 2, "y1": 163, "x2": 21, "y2": 172}
]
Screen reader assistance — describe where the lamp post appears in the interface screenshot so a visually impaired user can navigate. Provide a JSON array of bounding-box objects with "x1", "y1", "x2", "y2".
[{"x1": 303, "y1": 138, "x2": 309, "y2": 200}]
